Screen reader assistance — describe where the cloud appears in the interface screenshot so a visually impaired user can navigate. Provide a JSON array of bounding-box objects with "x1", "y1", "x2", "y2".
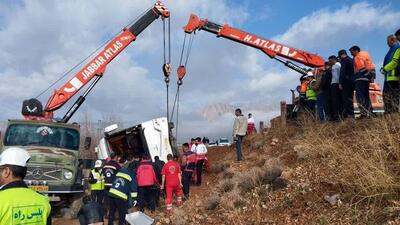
[
  {"x1": 0, "y1": 0, "x2": 251, "y2": 141},
  {"x1": 275, "y1": 2, "x2": 400, "y2": 51}
]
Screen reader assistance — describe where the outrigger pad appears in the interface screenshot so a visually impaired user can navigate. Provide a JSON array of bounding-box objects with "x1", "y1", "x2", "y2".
[{"x1": 22, "y1": 98, "x2": 43, "y2": 116}]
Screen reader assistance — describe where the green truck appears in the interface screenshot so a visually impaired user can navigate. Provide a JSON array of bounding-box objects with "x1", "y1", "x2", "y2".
[
  {"x1": 1, "y1": 119, "x2": 88, "y2": 216},
  {"x1": 0, "y1": 2, "x2": 170, "y2": 217}
]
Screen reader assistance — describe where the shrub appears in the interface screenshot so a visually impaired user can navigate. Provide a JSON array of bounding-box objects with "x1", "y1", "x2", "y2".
[
  {"x1": 205, "y1": 195, "x2": 220, "y2": 210},
  {"x1": 219, "y1": 179, "x2": 234, "y2": 193}
]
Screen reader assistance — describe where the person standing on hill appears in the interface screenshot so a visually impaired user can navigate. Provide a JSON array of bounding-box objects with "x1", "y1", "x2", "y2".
[
  {"x1": 153, "y1": 156, "x2": 165, "y2": 207},
  {"x1": 350, "y1": 45, "x2": 375, "y2": 118},
  {"x1": 102, "y1": 152, "x2": 121, "y2": 217},
  {"x1": 193, "y1": 137, "x2": 207, "y2": 186},
  {"x1": 161, "y1": 154, "x2": 183, "y2": 213},
  {"x1": 329, "y1": 55, "x2": 343, "y2": 121},
  {"x1": 321, "y1": 62, "x2": 333, "y2": 120},
  {"x1": 247, "y1": 113, "x2": 256, "y2": 135},
  {"x1": 181, "y1": 143, "x2": 197, "y2": 199},
  {"x1": 108, "y1": 167, "x2": 138, "y2": 225},
  {"x1": 136, "y1": 155, "x2": 158, "y2": 212},
  {"x1": 382, "y1": 34, "x2": 400, "y2": 113},
  {"x1": 338, "y1": 49, "x2": 355, "y2": 118},
  {"x1": 189, "y1": 138, "x2": 196, "y2": 152},
  {"x1": 232, "y1": 108, "x2": 248, "y2": 161}
]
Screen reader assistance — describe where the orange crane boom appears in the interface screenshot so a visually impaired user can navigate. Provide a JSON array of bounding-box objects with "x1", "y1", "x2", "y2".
[
  {"x1": 183, "y1": 14, "x2": 324, "y2": 75},
  {"x1": 23, "y1": 1, "x2": 170, "y2": 122}
]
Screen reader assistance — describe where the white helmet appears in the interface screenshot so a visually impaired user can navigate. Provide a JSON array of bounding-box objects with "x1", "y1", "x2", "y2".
[
  {"x1": 94, "y1": 160, "x2": 103, "y2": 168},
  {"x1": 0, "y1": 147, "x2": 31, "y2": 167}
]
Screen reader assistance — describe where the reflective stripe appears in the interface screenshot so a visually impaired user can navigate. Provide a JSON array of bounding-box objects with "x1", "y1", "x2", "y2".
[
  {"x1": 131, "y1": 192, "x2": 138, "y2": 198},
  {"x1": 116, "y1": 172, "x2": 132, "y2": 182},
  {"x1": 103, "y1": 165, "x2": 117, "y2": 170},
  {"x1": 109, "y1": 188, "x2": 128, "y2": 200}
]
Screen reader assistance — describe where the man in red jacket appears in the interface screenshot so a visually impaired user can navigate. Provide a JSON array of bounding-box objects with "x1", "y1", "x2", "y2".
[
  {"x1": 161, "y1": 154, "x2": 182, "y2": 213},
  {"x1": 136, "y1": 154, "x2": 158, "y2": 212}
]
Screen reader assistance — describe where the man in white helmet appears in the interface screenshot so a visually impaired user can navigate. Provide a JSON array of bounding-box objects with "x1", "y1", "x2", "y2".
[
  {"x1": 89, "y1": 159, "x2": 105, "y2": 204},
  {"x1": 0, "y1": 147, "x2": 51, "y2": 224}
]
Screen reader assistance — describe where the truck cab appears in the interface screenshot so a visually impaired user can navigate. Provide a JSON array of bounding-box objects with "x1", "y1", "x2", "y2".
[{"x1": 1, "y1": 120, "x2": 84, "y2": 201}]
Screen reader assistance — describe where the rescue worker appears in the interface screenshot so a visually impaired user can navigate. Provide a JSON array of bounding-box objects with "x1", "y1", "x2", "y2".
[
  {"x1": 193, "y1": 137, "x2": 207, "y2": 186},
  {"x1": 299, "y1": 75, "x2": 309, "y2": 108},
  {"x1": 0, "y1": 147, "x2": 51, "y2": 224},
  {"x1": 320, "y1": 62, "x2": 333, "y2": 120},
  {"x1": 350, "y1": 45, "x2": 375, "y2": 118},
  {"x1": 232, "y1": 108, "x2": 247, "y2": 162},
  {"x1": 190, "y1": 138, "x2": 196, "y2": 152},
  {"x1": 102, "y1": 152, "x2": 121, "y2": 190},
  {"x1": 247, "y1": 113, "x2": 256, "y2": 135},
  {"x1": 161, "y1": 154, "x2": 183, "y2": 213},
  {"x1": 108, "y1": 167, "x2": 138, "y2": 225},
  {"x1": 181, "y1": 143, "x2": 196, "y2": 199},
  {"x1": 89, "y1": 160, "x2": 105, "y2": 204},
  {"x1": 136, "y1": 155, "x2": 158, "y2": 212},
  {"x1": 101, "y1": 152, "x2": 121, "y2": 216},
  {"x1": 381, "y1": 34, "x2": 400, "y2": 114},
  {"x1": 329, "y1": 55, "x2": 343, "y2": 121},
  {"x1": 313, "y1": 68, "x2": 326, "y2": 121},
  {"x1": 153, "y1": 156, "x2": 165, "y2": 207},
  {"x1": 128, "y1": 155, "x2": 141, "y2": 172},
  {"x1": 305, "y1": 75, "x2": 317, "y2": 114},
  {"x1": 338, "y1": 49, "x2": 355, "y2": 119},
  {"x1": 78, "y1": 195, "x2": 104, "y2": 225},
  {"x1": 396, "y1": 29, "x2": 400, "y2": 42}
]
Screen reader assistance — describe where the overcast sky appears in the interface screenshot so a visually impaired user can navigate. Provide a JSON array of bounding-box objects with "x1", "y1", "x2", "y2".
[{"x1": 0, "y1": 0, "x2": 399, "y2": 142}]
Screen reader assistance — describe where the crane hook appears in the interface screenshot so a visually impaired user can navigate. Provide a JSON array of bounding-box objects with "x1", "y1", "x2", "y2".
[
  {"x1": 177, "y1": 65, "x2": 186, "y2": 80},
  {"x1": 163, "y1": 63, "x2": 172, "y2": 77}
]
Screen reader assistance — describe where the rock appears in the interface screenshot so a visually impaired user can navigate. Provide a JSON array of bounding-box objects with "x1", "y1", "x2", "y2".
[
  {"x1": 293, "y1": 145, "x2": 308, "y2": 160},
  {"x1": 195, "y1": 202, "x2": 201, "y2": 207},
  {"x1": 60, "y1": 208, "x2": 74, "y2": 220},
  {"x1": 262, "y1": 167, "x2": 283, "y2": 184},
  {"x1": 324, "y1": 194, "x2": 340, "y2": 206},
  {"x1": 161, "y1": 218, "x2": 171, "y2": 224},
  {"x1": 271, "y1": 178, "x2": 288, "y2": 191}
]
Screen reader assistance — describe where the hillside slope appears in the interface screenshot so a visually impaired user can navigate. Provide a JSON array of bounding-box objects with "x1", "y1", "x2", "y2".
[{"x1": 161, "y1": 115, "x2": 400, "y2": 225}]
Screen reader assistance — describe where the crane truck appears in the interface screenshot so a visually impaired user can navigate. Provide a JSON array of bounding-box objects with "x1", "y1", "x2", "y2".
[
  {"x1": 181, "y1": 14, "x2": 384, "y2": 119},
  {"x1": 0, "y1": 1, "x2": 170, "y2": 213}
]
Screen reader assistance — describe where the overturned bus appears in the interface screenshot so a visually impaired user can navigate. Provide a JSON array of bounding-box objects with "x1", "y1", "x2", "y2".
[{"x1": 96, "y1": 117, "x2": 175, "y2": 162}]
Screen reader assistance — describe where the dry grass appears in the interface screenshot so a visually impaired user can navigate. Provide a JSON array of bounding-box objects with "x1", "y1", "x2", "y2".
[
  {"x1": 294, "y1": 114, "x2": 400, "y2": 200},
  {"x1": 221, "y1": 167, "x2": 235, "y2": 179},
  {"x1": 205, "y1": 194, "x2": 221, "y2": 211},
  {"x1": 219, "y1": 179, "x2": 234, "y2": 193}
]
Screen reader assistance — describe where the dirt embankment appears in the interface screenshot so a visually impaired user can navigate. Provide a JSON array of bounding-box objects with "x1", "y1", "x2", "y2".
[{"x1": 162, "y1": 115, "x2": 400, "y2": 225}]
